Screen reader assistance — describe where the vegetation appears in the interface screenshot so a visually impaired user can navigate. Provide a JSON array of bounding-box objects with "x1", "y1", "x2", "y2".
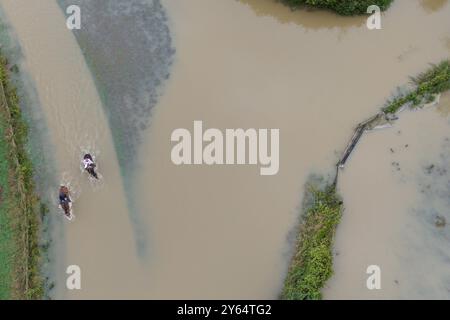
[
  {"x1": 0, "y1": 104, "x2": 13, "y2": 298},
  {"x1": 280, "y1": 0, "x2": 394, "y2": 15},
  {"x1": 0, "y1": 53, "x2": 43, "y2": 299},
  {"x1": 282, "y1": 184, "x2": 342, "y2": 300},
  {"x1": 383, "y1": 60, "x2": 450, "y2": 114}
]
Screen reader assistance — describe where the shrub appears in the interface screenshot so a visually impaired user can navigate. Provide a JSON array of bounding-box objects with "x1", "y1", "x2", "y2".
[
  {"x1": 280, "y1": 0, "x2": 394, "y2": 15},
  {"x1": 282, "y1": 185, "x2": 342, "y2": 300}
]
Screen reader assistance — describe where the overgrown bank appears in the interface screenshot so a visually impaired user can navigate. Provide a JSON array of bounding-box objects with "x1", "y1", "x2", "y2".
[
  {"x1": 280, "y1": 0, "x2": 394, "y2": 15},
  {"x1": 282, "y1": 60, "x2": 450, "y2": 300},
  {"x1": 0, "y1": 53, "x2": 43, "y2": 299}
]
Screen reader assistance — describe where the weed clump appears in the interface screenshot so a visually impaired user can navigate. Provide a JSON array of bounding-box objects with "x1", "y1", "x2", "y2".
[
  {"x1": 282, "y1": 184, "x2": 342, "y2": 300},
  {"x1": 383, "y1": 61, "x2": 450, "y2": 114},
  {"x1": 280, "y1": 0, "x2": 394, "y2": 15}
]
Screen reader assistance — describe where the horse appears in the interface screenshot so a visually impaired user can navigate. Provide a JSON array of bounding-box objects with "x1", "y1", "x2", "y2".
[{"x1": 59, "y1": 186, "x2": 72, "y2": 218}]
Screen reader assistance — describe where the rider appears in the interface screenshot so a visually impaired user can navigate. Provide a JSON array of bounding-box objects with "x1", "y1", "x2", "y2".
[
  {"x1": 59, "y1": 185, "x2": 71, "y2": 206},
  {"x1": 83, "y1": 154, "x2": 95, "y2": 170},
  {"x1": 83, "y1": 153, "x2": 98, "y2": 179}
]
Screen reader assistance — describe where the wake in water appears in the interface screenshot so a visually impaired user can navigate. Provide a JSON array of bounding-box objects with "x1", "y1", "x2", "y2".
[
  {"x1": 58, "y1": 172, "x2": 81, "y2": 221},
  {"x1": 57, "y1": 0, "x2": 175, "y2": 257},
  {"x1": 79, "y1": 148, "x2": 104, "y2": 191}
]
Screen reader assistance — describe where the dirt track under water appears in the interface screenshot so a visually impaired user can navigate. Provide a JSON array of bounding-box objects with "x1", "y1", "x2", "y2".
[{"x1": 0, "y1": 0, "x2": 448, "y2": 298}]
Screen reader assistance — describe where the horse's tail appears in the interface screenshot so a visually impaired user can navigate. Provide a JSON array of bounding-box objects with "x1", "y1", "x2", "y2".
[
  {"x1": 62, "y1": 202, "x2": 70, "y2": 215},
  {"x1": 87, "y1": 167, "x2": 99, "y2": 179}
]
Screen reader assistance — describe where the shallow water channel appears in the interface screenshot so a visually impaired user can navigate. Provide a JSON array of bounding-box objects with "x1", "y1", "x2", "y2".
[{"x1": 0, "y1": 0, "x2": 448, "y2": 298}]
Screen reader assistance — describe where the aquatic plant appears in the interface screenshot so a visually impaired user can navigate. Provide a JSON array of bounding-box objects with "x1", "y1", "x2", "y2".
[
  {"x1": 280, "y1": 0, "x2": 394, "y2": 15},
  {"x1": 282, "y1": 184, "x2": 342, "y2": 300}
]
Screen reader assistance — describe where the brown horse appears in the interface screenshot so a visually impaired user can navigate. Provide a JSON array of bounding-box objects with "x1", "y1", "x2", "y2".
[{"x1": 59, "y1": 186, "x2": 71, "y2": 217}]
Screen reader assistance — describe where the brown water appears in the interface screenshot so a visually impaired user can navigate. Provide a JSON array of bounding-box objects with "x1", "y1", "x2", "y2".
[
  {"x1": 238, "y1": 0, "x2": 364, "y2": 29},
  {"x1": 0, "y1": 0, "x2": 144, "y2": 298},
  {"x1": 0, "y1": 0, "x2": 449, "y2": 298},
  {"x1": 325, "y1": 93, "x2": 450, "y2": 299},
  {"x1": 137, "y1": 0, "x2": 450, "y2": 299}
]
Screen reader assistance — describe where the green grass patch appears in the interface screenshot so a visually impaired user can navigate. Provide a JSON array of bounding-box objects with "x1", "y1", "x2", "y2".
[
  {"x1": 282, "y1": 184, "x2": 342, "y2": 300},
  {"x1": 280, "y1": 0, "x2": 394, "y2": 15},
  {"x1": 0, "y1": 109, "x2": 14, "y2": 299},
  {"x1": 0, "y1": 52, "x2": 43, "y2": 299},
  {"x1": 383, "y1": 60, "x2": 450, "y2": 114}
]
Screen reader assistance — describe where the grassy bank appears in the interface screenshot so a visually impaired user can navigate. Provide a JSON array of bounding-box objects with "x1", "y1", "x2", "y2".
[
  {"x1": 0, "y1": 53, "x2": 43, "y2": 299},
  {"x1": 282, "y1": 184, "x2": 342, "y2": 300},
  {"x1": 0, "y1": 97, "x2": 13, "y2": 298},
  {"x1": 283, "y1": 60, "x2": 450, "y2": 300},
  {"x1": 280, "y1": 0, "x2": 394, "y2": 15}
]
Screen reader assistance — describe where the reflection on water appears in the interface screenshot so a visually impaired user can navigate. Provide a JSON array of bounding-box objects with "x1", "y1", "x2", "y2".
[
  {"x1": 238, "y1": 0, "x2": 364, "y2": 30},
  {"x1": 419, "y1": 0, "x2": 449, "y2": 12}
]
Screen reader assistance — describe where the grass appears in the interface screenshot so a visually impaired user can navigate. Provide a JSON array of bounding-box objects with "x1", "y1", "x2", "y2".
[
  {"x1": 280, "y1": 0, "x2": 394, "y2": 15},
  {"x1": 383, "y1": 60, "x2": 450, "y2": 114},
  {"x1": 0, "y1": 52, "x2": 43, "y2": 299},
  {"x1": 282, "y1": 184, "x2": 342, "y2": 300},
  {"x1": 0, "y1": 109, "x2": 13, "y2": 299}
]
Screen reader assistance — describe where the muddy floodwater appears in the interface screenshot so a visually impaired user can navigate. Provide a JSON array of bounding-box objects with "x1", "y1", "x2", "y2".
[
  {"x1": 0, "y1": 0, "x2": 142, "y2": 298},
  {"x1": 0, "y1": 0, "x2": 449, "y2": 298},
  {"x1": 325, "y1": 93, "x2": 450, "y2": 299}
]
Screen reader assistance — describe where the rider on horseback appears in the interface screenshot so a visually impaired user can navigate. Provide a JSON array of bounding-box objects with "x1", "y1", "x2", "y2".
[
  {"x1": 83, "y1": 154, "x2": 95, "y2": 169},
  {"x1": 59, "y1": 185, "x2": 71, "y2": 218},
  {"x1": 83, "y1": 153, "x2": 98, "y2": 179},
  {"x1": 59, "y1": 186, "x2": 72, "y2": 205},
  {"x1": 59, "y1": 185, "x2": 70, "y2": 204}
]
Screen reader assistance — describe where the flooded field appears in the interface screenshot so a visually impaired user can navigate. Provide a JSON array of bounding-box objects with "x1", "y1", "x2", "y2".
[
  {"x1": 0, "y1": 0, "x2": 448, "y2": 299},
  {"x1": 0, "y1": 0, "x2": 141, "y2": 298},
  {"x1": 325, "y1": 93, "x2": 450, "y2": 299},
  {"x1": 56, "y1": 0, "x2": 175, "y2": 256},
  {"x1": 137, "y1": 0, "x2": 450, "y2": 298}
]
